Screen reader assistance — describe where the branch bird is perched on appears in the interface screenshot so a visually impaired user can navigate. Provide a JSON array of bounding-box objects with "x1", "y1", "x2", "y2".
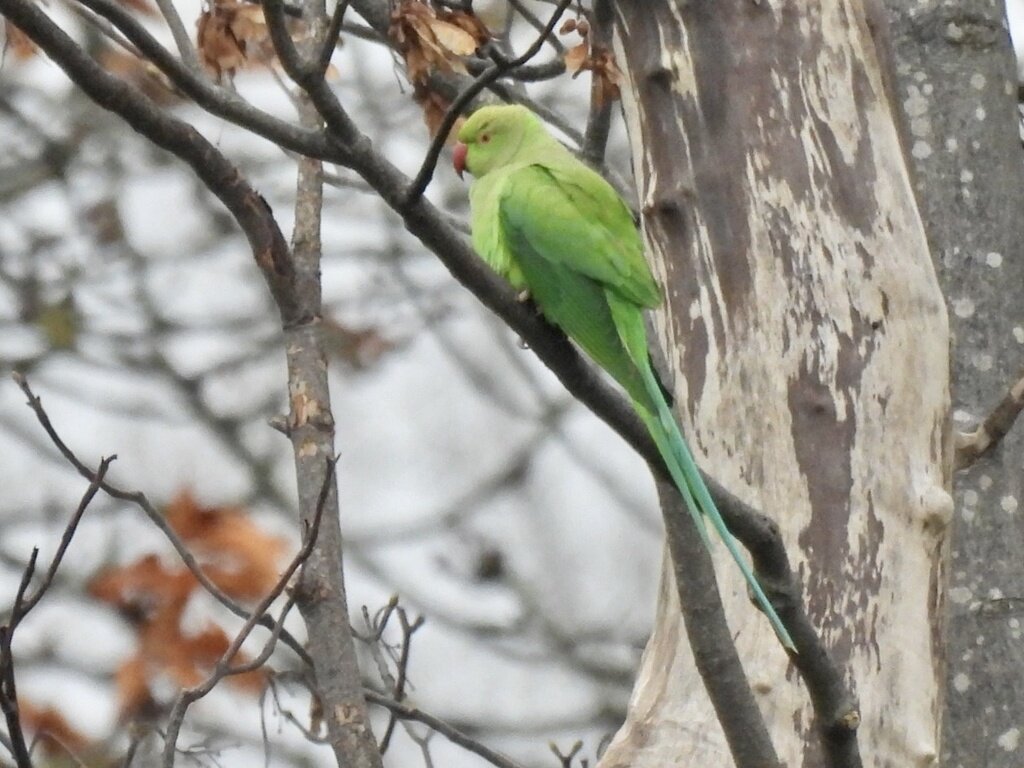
[{"x1": 454, "y1": 104, "x2": 795, "y2": 652}]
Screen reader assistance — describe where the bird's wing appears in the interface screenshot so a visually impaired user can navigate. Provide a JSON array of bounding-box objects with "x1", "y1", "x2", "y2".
[{"x1": 498, "y1": 163, "x2": 661, "y2": 309}]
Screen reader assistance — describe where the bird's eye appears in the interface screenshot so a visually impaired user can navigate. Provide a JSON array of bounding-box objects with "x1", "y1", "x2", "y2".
[{"x1": 480, "y1": 133, "x2": 491, "y2": 144}]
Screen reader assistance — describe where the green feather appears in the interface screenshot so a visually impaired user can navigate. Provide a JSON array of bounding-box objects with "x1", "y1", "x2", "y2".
[{"x1": 461, "y1": 104, "x2": 796, "y2": 652}]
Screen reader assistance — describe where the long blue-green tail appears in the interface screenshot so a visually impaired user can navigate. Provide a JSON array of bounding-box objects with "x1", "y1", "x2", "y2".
[{"x1": 636, "y1": 364, "x2": 796, "y2": 652}]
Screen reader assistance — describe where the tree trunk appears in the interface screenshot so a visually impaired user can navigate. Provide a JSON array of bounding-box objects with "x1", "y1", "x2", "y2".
[
  {"x1": 883, "y1": 2, "x2": 1024, "y2": 765},
  {"x1": 602, "y1": 2, "x2": 951, "y2": 766}
]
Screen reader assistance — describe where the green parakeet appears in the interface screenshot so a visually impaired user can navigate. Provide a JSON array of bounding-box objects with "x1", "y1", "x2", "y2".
[{"x1": 454, "y1": 104, "x2": 795, "y2": 652}]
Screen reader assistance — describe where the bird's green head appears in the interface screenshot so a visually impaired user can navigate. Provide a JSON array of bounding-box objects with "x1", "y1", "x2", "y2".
[{"x1": 453, "y1": 104, "x2": 543, "y2": 179}]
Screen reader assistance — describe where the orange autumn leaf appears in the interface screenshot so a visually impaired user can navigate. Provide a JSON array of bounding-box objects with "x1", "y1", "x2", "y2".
[
  {"x1": 4, "y1": 21, "x2": 38, "y2": 60},
  {"x1": 164, "y1": 490, "x2": 287, "y2": 600},
  {"x1": 563, "y1": 40, "x2": 588, "y2": 75},
  {"x1": 138, "y1": 621, "x2": 265, "y2": 691},
  {"x1": 563, "y1": 41, "x2": 622, "y2": 107},
  {"x1": 229, "y1": 3, "x2": 271, "y2": 46},
  {"x1": 115, "y1": 655, "x2": 159, "y2": 719},
  {"x1": 437, "y1": 7, "x2": 489, "y2": 48},
  {"x1": 20, "y1": 701, "x2": 91, "y2": 756},
  {"x1": 412, "y1": 84, "x2": 464, "y2": 143},
  {"x1": 99, "y1": 46, "x2": 181, "y2": 106},
  {"x1": 89, "y1": 554, "x2": 196, "y2": 621},
  {"x1": 176, "y1": 625, "x2": 265, "y2": 691},
  {"x1": 197, "y1": 5, "x2": 246, "y2": 78}
]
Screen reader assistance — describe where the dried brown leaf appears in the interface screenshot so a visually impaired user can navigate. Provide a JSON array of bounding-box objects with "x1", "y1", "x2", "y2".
[
  {"x1": 115, "y1": 656, "x2": 158, "y2": 719},
  {"x1": 563, "y1": 40, "x2": 587, "y2": 75},
  {"x1": 4, "y1": 21, "x2": 38, "y2": 60},
  {"x1": 89, "y1": 554, "x2": 196, "y2": 622},
  {"x1": 228, "y1": 4, "x2": 269, "y2": 52},
  {"x1": 321, "y1": 317, "x2": 399, "y2": 369},
  {"x1": 92, "y1": 491, "x2": 283, "y2": 717},
  {"x1": 196, "y1": 0, "x2": 280, "y2": 79},
  {"x1": 428, "y1": 18, "x2": 477, "y2": 56},
  {"x1": 389, "y1": 0, "x2": 483, "y2": 84},
  {"x1": 438, "y1": 9, "x2": 490, "y2": 47},
  {"x1": 564, "y1": 41, "x2": 622, "y2": 107},
  {"x1": 20, "y1": 701, "x2": 92, "y2": 755},
  {"x1": 414, "y1": 84, "x2": 464, "y2": 144},
  {"x1": 100, "y1": 46, "x2": 181, "y2": 106},
  {"x1": 165, "y1": 490, "x2": 287, "y2": 599},
  {"x1": 197, "y1": 6, "x2": 247, "y2": 79}
]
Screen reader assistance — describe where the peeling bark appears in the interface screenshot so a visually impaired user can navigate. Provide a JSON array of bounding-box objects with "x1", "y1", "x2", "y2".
[
  {"x1": 602, "y1": 2, "x2": 951, "y2": 766},
  {"x1": 882, "y1": 2, "x2": 1024, "y2": 766}
]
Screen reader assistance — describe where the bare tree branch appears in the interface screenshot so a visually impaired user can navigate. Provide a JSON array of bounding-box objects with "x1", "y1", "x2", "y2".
[
  {"x1": 281, "y1": 77, "x2": 385, "y2": 768},
  {"x1": 655, "y1": 480, "x2": 782, "y2": 768},
  {"x1": 580, "y1": 0, "x2": 613, "y2": 168},
  {"x1": 149, "y1": 0, "x2": 200, "y2": 70},
  {"x1": 315, "y1": 0, "x2": 350, "y2": 75}
]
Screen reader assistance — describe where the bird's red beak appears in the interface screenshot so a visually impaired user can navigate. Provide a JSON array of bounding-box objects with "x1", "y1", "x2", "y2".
[{"x1": 453, "y1": 141, "x2": 468, "y2": 180}]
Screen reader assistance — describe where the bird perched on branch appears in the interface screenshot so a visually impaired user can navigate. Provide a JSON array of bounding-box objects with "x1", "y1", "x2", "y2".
[{"x1": 453, "y1": 103, "x2": 795, "y2": 652}]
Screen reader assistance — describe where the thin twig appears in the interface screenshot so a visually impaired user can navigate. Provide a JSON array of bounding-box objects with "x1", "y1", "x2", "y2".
[
  {"x1": 63, "y1": 0, "x2": 142, "y2": 56},
  {"x1": 377, "y1": 607, "x2": 424, "y2": 752},
  {"x1": 18, "y1": 456, "x2": 114, "y2": 617},
  {"x1": 550, "y1": 740, "x2": 584, "y2": 768},
  {"x1": 316, "y1": 0, "x2": 351, "y2": 75},
  {"x1": 149, "y1": 0, "x2": 200, "y2": 70},
  {"x1": 954, "y1": 367, "x2": 1024, "y2": 470},
  {"x1": 364, "y1": 691, "x2": 525, "y2": 768},
  {"x1": 508, "y1": 0, "x2": 565, "y2": 54},
  {"x1": 402, "y1": 0, "x2": 574, "y2": 204}
]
